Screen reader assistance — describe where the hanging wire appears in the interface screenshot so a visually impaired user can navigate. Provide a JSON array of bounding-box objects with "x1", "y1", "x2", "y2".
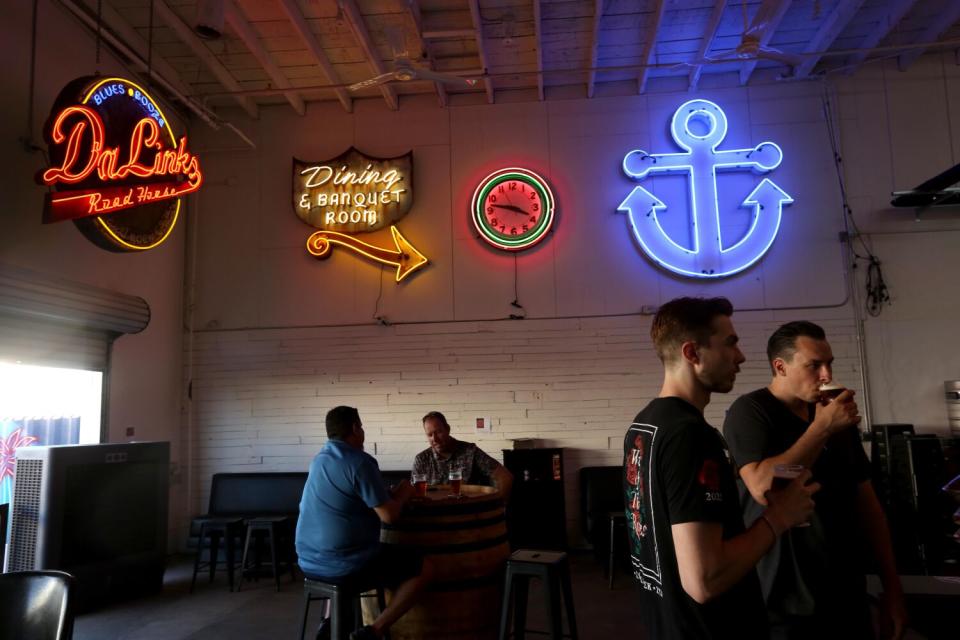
[
  {"x1": 509, "y1": 253, "x2": 526, "y2": 319},
  {"x1": 372, "y1": 265, "x2": 388, "y2": 325},
  {"x1": 24, "y1": 0, "x2": 40, "y2": 150},
  {"x1": 147, "y1": 0, "x2": 155, "y2": 89},
  {"x1": 95, "y1": 0, "x2": 103, "y2": 72},
  {"x1": 821, "y1": 84, "x2": 890, "y2": 317}
]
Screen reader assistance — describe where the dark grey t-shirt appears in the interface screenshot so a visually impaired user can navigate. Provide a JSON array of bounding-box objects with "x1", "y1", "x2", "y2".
[{"x1": 723, "y1": 388, "x2": 871, "y2": 622}]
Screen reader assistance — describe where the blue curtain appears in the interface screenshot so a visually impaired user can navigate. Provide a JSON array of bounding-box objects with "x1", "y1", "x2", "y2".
[{"x1": 0, "y1": 417, "x2": 80, "y2": 505}]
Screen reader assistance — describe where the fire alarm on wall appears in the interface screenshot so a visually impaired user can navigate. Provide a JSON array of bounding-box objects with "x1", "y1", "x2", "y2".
[{"x1": 475, "y1": 417, "x2": 493, "y2": 434}]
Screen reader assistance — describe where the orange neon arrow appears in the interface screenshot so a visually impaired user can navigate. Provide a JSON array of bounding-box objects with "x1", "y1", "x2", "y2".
[{"x1": 306, "y1": 225, "x2": 429, "y2": 282}]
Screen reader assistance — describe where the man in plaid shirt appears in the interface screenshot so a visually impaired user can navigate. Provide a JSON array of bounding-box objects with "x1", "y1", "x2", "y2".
[{"x1": 412, "y1": 411, "x2": 513, "y2": 499}]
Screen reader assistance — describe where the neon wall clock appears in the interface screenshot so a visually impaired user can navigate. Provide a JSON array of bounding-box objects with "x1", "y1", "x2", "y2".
[
  {"x1": 471, "y1": 167, "x2": 555, "y2": 251},
  {"x1": 617, "y1": 99, "x2": 792, "y2": 278}
]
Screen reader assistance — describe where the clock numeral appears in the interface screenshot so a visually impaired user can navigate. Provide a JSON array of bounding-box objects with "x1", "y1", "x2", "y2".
[
  {"x1": 529, "y1": 216, "x2": 537, "y2": 223},
  {"x1": 532, "y1": 203, "x2": 539, "y2": 212},
  {"x1": 530, "y1": 192, "x2": 536, "y2": 200},
  {"x1": 499, "y1": 225, "x2": 506, "y2": 233},
  {"x1": 487, "y1": 206, "x2": 493, "y2": 214},
  {"x1": 490, "y1": 194, "x2": 497, "y2": 203},
  {"x1": 498, "y1": 185, "x2": 504, "y2": 193},
  {"x1": 522, "y1": 224, "x2": 529, "y2": 232},
  {"x1": 509, "y1": 182, "x2": 517, "y2": 191},
  {"x1": 491, "y1": 217, "x2": 499, "y2": 226},
  {"x1": 510, "y1": 227, "x2": 517, "y2": 235}
]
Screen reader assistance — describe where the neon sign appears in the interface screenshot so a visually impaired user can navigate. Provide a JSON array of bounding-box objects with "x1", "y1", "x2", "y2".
[
  {"x1": 471, "y1": 168, "x2": 556, "y2": 251},
  {"x1": 617, "y1": 99, "x2": 793, "y2": 278},
  {"x1": 294, "y1": 148, "x2": 428, "y2": 282},
  {"x1": 293, "y1": 148, "x2": 412, "y2": 234},
  {"x1": 38, "y1": 76, "x2": 203, "y2": 252},
  {"x1": 306, "y1": 226, "x2": 428, "y2": 282}
]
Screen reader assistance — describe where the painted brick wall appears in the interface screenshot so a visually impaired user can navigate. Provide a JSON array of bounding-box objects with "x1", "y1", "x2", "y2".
[{"x1": 186, "y1": 306, "x2": 860, "y2": 546}]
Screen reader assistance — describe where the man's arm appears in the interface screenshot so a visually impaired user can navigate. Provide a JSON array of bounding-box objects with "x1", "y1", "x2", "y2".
[
  {"x1": 856, "y1": 480, "x2": 907, "y2": 640},
  {"x1": 739, "y1": 390, "x2": 859, "y2": 505},
  {"x1": 672, "y1": 473, "x2": 819, "y2": 603},
  {"x1": 491, "y1": 465, "x2": 513, "y2": 499},
  {"x1": 373, "y1": 480, "x2": 415, "y2": 524}
]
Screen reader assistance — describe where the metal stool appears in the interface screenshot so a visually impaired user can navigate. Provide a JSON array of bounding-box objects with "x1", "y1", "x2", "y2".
[
  {"x1": 299, "y1": 577, "x2": 389, "y2": 640},
  {"x1": 238, "y1": 516, "x2": 294, "y2": 591},
  {"x1": 190, "y1": 517, "x2": 244, "y2": 592},
  {"x1": 608, "y1": 512, "x2": 627, "y2": 589},
  {"x1": 498, "y1": 549, "x2": 578, "y2": 640}
]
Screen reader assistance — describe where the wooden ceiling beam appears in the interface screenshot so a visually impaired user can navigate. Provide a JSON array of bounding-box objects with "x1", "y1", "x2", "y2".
[
  {"x1": 637, "y1": 0, "x2": 666, "y2": 94},
  {"x1": 846, "y1": 0, "x2": 917, "y2": 72},
  {"x1": 587, "y1": 0, "x2": 603, "y2": 98},
  {"x1": 739, "y1": 0, "x2": 793, "y2": 85},
  {"x1": 405, "y1": 0, "x2": 447, "y2": 107},
  {"x1": 534, "y1": 0, "x2": 544, "y2": 100},
  {"x1": 897, "y1": 1, "x2": 960, "y2": 70},
  {"x1": 154, "y1": 0, "x2": 258, "y2": 119},
  {"x1": 339, "y1": 0, "x2": 399, "y2": 111},
  {"x1": 794, "y1": 0, "x2": 865, "y2": 78},
  {"x1": 225, "y1": 1, "x2": 304, "y2": 115},
  {"x1": 277, "y1": 0, "x2": 351, "y2": 113},
  {"x1": 689, "y1": 0, "x2": 727, "y2": 91},
  {"x1": 467, "y1": 0, "x2": 495, "y2": 103}
]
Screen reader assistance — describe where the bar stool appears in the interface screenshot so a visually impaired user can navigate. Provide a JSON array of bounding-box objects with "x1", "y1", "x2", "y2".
[
  {"x1": 238, "y1": 516, "x2": 294, "y2": 591},
  {"x1": 608, "y1": 511, "x2": 627, "y2": 589},
  {"x1": 299, "y1": 577, "x2": 389, "y2": 640},
  {"x1": 190, "y1": 517, "x2": 244, "y2": 592},
  {"x1": 498, "y1": 549, "x2": 578, "y2": 640}
]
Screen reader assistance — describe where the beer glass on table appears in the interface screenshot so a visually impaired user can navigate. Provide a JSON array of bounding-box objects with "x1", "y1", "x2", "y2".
[
  {"x1": 448, "y1": 469, "x2": 462, "y2": 497},
  {"x1": 413, "y1": 473, "x2": 428, "y2": 497}
]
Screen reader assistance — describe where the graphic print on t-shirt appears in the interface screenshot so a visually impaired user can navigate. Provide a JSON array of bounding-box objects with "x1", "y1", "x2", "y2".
[{"x1": 625, "y1": 423, "x2": 661, "y2": 596}]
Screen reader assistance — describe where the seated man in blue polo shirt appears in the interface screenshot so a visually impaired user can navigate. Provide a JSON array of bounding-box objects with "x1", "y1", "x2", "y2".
[{"x1": 296, "y1": 405, "x2": 434, "y2": 640}]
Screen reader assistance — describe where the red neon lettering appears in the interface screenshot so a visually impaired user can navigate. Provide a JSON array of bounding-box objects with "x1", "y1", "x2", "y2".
[{"x1": 41, "y1": 105, "x2": 203, "y2": 191}]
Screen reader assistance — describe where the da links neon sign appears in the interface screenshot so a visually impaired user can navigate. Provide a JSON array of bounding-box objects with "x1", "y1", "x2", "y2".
[
  {"x1": 38, "y1": 76, "x2": 203, "y2": 252},
  {"x1": 294, "y1": 148, "x2": 427, "y2": 282},
  {"x1": 618, "y1": 99, "x2": 792, "y2": 278}
]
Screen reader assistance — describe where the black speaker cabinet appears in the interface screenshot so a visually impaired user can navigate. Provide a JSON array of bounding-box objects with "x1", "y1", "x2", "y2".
[{"x1": 503, "y1": 448, "x2": 566, "y2": 550}]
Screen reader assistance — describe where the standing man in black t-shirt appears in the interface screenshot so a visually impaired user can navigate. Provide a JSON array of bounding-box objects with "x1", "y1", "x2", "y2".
[
  {"x1": 722, "y1": 321, "x2": 907, "y2": 639},
  {"x1": 623, "y1": 297, "x2": 820, "y2": 639}
]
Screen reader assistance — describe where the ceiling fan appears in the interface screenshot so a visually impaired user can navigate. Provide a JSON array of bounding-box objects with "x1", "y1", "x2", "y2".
[
  {"x1": 692, "y1": 0, "x2": 803, "y2": 70},
  {"x1": 347, "y1": 26, "x2": 479, "y2": 92}
]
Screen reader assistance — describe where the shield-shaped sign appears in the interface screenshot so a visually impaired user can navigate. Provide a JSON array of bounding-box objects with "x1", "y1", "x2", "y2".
[{"x1": 293, "y1": 148, "x2": 413, "y2": 234}]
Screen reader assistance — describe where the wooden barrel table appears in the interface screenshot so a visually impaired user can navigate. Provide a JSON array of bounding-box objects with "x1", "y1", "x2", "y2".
[{"x1": 371, "y1": 484, "x2": 510, "y2": 640}]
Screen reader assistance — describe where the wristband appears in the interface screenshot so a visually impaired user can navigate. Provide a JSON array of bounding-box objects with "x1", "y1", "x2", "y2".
[{"x1": 760, "y1": 512, "x2": 779, "y2": 538}]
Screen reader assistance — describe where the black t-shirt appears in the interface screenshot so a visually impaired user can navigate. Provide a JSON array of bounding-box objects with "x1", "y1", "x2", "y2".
[
  {"x1": 623, "y1": 397, "x2": 768, "y2": 640},
  {"x1": 722, "y1": 388, "x2": 872, "y2": 621}
]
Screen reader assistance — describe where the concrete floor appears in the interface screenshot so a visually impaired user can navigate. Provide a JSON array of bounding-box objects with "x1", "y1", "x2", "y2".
[{"x1": 74, "y1": 551, "x2": 641, "y2": 640}]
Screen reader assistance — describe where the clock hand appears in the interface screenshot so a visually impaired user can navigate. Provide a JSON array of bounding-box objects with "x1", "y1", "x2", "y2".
[{"x1": 491, "y1": 203, "x2": 526, "y2": 214}]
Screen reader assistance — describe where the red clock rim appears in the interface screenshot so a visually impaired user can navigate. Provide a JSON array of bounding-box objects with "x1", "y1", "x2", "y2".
[{"x1": 471, "y1": 167, "x2": 555, "y2": 251}]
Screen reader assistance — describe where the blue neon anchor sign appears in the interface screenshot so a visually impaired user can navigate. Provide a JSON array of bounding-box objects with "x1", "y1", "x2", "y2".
[{"x1": 618, "y1": 99, "x2": 793, "y2": 278}]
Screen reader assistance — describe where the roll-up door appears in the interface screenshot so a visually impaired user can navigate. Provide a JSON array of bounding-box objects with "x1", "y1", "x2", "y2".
[{"x1": 0, "y1": 263, "x2": 150, "y2": 371}]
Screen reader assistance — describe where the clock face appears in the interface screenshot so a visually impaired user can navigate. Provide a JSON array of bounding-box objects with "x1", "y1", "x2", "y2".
[{"x1": 471, "y1": 168, "x2": 555, "y2": 251}]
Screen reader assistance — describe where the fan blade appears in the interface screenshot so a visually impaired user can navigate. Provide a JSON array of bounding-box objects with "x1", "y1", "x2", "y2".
[
  {"x1": 757, "y1": 46, "x2": 803, "y2": 67},
  {"x1": 347, "y1": 71, "x2": 399, "y2": 92},
  {"x1": 413, "y1": 68, "x2": 479, "y2": 87}
]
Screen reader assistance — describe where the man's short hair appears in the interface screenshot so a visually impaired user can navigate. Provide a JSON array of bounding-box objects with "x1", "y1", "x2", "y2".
[
  {"x1": 422, "y1": 411, "x2": 449, "y2": 429},
  {"x1": 650, "y1": 297, "x2": 734, "y2": 364},
  {"x1": 326, "y1": 405, "x2": 360, "y2": 440},
  {"x1": 766, "y1": 321, "x2": 826, "y2": 371}
]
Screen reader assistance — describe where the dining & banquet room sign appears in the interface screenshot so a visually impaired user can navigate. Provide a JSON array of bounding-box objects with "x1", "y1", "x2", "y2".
[
  {"x1": 37, "y1": 76, "x2": 203, "y2": 252},
  {"x1": 293, "y1": 148, "x2": 428, "y2": 282}
]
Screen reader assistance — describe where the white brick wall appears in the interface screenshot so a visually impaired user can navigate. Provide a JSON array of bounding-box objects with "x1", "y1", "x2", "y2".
[{"x1": 185, "y1": 305, "x2": 861, "y2": 547}]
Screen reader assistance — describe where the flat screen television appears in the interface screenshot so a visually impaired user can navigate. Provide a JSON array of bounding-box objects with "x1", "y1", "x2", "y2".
[{"x1": 5, "y1": 442, "x2": 169, "y2": 608}]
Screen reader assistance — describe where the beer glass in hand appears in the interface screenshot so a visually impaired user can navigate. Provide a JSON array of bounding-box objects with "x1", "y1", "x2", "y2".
[{"x1": 772, "y1": 464, "x2": 810, "y2": 527}]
